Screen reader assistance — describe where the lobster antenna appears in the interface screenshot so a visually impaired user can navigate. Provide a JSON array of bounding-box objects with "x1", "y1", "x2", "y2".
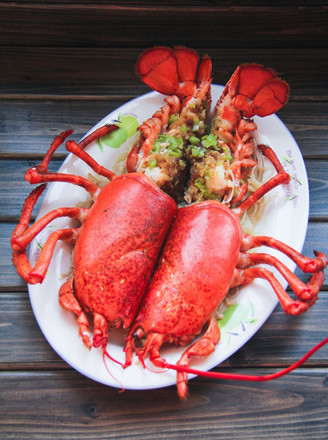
[
  {"x1": 161, "y1": 337, "x2": 328, "y2": 382},
  {"x1": 102, "y1": 350, "x2": 125, "y2": 393}
]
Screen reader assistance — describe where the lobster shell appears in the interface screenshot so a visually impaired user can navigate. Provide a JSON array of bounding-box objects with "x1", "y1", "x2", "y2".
[
  {"x1": 128, "y1": 201, "x2": 241, "y2": 339},
  {"x1": 73, "y1": 173, "x2": 177, "y2": 329}
]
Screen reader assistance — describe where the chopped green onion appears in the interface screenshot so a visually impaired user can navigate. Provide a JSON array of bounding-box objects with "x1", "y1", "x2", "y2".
[
  {"x1": 169, "y1": 114, "x2": 178, "y2": 125},
  {"x1": 168, "y1": 150, "x2": 182, "y2": 157},
  {"x1": 194, "y1": 177, "x2": 222, "y2": 201},
  {"x1": 179, "y1": 160, "x2": 186, "y2": 170},
  {"x1": 148, "y1": 158, "x2": 157, "y2": 169},
  {"x1": 192, "y1": 117, "x2": 200, "y2": 132},
  {"x1": 189, "y1": 135, "x2": 200, "y2": 145},
  {"x1": 194, "y1": 178, "x2": 207, "y2": 191},
  {"x1": 190, "y1": 146, "x2": 205, "y2": 158},
  {"x1": 151, "y1": 142, "x2": 161, "y2": 153},
  {"x1": 201, "y1": 133, "x2": 218, "y2": 149}
]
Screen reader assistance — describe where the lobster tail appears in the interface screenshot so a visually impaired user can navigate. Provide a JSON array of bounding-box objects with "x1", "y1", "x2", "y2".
[
  {"x1": 136, "y1": 46, "x2": 212, "y2": 98},
  {"x1": 224, "y1": 63, "x2": 290, "y2": 118}
]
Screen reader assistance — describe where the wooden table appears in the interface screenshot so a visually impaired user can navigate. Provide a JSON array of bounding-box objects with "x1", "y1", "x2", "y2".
[{"x1": 1, "y1": 2, "x2": 327, "y2": 439}]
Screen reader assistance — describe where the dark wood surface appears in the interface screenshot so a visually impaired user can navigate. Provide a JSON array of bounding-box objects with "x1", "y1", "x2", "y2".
[{"x1": 0, "y1": 2, "x2": 327, "y2": 439}]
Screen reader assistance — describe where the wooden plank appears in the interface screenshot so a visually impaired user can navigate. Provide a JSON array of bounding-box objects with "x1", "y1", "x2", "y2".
[
  {"x1": 306, "y1": 160, "x2": 328, "y2": 219},
  {"x1": 3, "y1": 159, "x2": 328, "y2": 220},
  {"x1": 0, "y1": 291, "x2": 327, "y2": 369},
  {"x1": 0, "y1": 159, "x2": 62, "y2": 220},
  {"x1": 1, "y1": 1, "x2": 326, "y2": 6},
  {"x1": 1, "y1": 47, "x2": 328, "y2": 98},
  {"x1": 1, "y1": 100, "x2": 327, "y2": 158},
  {"x1": 0, "y1": 369, "x2": 327, "y2": 440},
  {"x1": 0, "y1": 98, "x2": 131, "y2": 156},
  {"x1": 0, "y1": 4, "x2": 327, "y2": 49}
]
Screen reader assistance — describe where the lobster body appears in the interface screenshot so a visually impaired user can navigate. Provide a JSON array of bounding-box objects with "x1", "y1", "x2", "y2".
[
  {"x1": 73, "y1": 173, "x2": 177, "y2": 330},
  {"x1": 131, "y1": 202, "x2": 241, "y2": 338}
]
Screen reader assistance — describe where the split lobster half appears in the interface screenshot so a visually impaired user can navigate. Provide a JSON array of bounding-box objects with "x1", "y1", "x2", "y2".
[{"x1": 11, "y1": 46, "x2": 328, "y2": 399}]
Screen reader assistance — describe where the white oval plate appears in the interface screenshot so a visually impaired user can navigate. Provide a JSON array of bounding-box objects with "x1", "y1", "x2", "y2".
[{"x1": 28, "y1": 85, "x2": 309, "y2": 391}]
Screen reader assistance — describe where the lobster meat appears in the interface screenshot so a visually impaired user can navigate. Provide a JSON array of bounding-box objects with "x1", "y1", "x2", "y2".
[{"x1": 11, "y1": 125, "x2": 177, "y2": 353}]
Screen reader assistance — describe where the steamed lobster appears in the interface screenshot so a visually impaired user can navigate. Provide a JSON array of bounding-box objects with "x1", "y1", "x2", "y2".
[{"x1": 11, "y1": 46, "x2": 328, "y2": 399}]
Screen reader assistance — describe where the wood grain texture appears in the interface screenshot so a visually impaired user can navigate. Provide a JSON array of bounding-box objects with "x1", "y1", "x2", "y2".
[
  {"x1": 1, "y1": 369, "x2": 327, "y2": 440},
  {"x1": 1, "y1": 47, "x2": 328, "y2": 98},
  {"x1": 1, "y1": 3, "x2": 327, "y2": 49},
  {"x1": 1, "y1": 100, "x2": 328, "y2": 157},
  {"x1": 0, "y1": 291, "x2": 327, "y2": 369}
]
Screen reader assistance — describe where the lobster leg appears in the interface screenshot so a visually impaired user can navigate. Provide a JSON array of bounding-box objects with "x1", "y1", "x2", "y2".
[
  {"x1": 131, "y1": 318, "x2": 220, "y2": 400},
  {"x1": 92, "y1": 312, "x2": 109, "y2": 349},
  {"x1": 230, "y1": 266, "x2": 320, "y2": 315},
  {"x1": 233, "y1": 144, "x2": 290, "y2": 215},
  {"x1": 240, "y1": 234, "x2": 328, "y2": 274},
  {"x1": 24, "y1": 126, "x2": 119, "y2": 197},
  {"x1": 60, "y1": 277, "x2": 125, "y2": 356},
  {"x1": 65, "y1": 124, "x2": 119, "y2": 181},
  {"x1": 77, "y1": 124, "x2": 119, "y2": 149},
  {"x1": 66, "y1": 140, "x2": 116, "y2": 181},
  {"x1": 25, "y1": 167, "x2": 99, "y2": 197},
  {"x1": 59, "y1": 276, "x2": 92, "y2": 349},
  {"x1": 12, "y1": 206, "x2": 87, "y2": 251},
  {"x1": 176, "y1": 317, "x2": 220, "y2": 399},
  {"x1": 11, "y1": 184, "x2": 83, "y2": 283},
  {"x1": 236, "y1": 251, "x2": 326, "y2": 301},
  {"x1": 13, "y1": 227, "x2": 78, "y2": 284}
]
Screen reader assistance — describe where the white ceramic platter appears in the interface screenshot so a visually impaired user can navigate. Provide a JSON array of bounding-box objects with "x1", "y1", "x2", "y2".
[{"x1": 28, "y1": 85, "x2": 309, "y2": 391}]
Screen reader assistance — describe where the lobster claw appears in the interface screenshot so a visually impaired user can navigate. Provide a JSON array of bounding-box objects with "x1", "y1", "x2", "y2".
[
  {"x1": 224, "y1": 64, "x2": 290, "y2": 118},
  {"x1": 136, "y1": 46, "x2": 211, "y2": 98}
]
